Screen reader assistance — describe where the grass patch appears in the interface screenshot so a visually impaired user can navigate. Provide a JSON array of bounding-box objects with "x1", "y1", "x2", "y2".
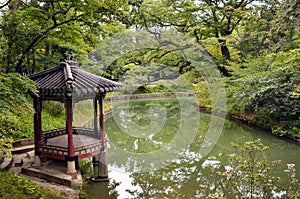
[{"x1": 0, "y1": 171, "x2": 63, "y2": 199}]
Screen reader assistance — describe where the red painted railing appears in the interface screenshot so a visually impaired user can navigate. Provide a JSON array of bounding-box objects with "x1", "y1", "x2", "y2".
[{"x1": 39, "y1": 127, "x2": 105, "y2": 160}]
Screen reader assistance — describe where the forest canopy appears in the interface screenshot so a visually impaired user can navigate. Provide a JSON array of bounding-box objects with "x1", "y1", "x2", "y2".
[
  {"x1": 0, "y1": 0, "x2": 299, "y2": 138},
  {"x1": 0, "y1": 0, "x2": 299, "y2": 74}
]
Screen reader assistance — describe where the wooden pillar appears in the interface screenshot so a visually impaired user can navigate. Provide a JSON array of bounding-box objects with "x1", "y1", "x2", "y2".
[
  {"x1": 99, "y1": 94, "x2": 105, "y2": 149},
  {"x1": 37, "y1": 100, "x2": 42, "y2": 143},
  {"x1": 66, "y1": 98, "x2": 76, "y2": 176},
  {"x1": 98, "y1": 94, "x2": 108, "y2": 179},
  {"x1": 33, "y1": 97, "x2": 41, "y2": 166},
  {"x1": 93, "y1": 97, "x2": 98, "y2": 133}
]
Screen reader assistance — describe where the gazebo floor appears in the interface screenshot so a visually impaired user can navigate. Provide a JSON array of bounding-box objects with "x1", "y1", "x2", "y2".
[{"x1": 47, "y1": 134, "x2": 100, "y2": 149}]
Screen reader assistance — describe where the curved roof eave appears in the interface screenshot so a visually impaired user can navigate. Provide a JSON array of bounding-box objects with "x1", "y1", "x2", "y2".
[{"x1": 28, "y1": 59, "x2": 122, "y2": 100}]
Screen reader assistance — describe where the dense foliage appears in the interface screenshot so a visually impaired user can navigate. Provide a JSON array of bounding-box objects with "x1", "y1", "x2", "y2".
[
  {"x1": 0, "y1": 73, "x2": 67, "y2": 140},
  {"x1": 0, "y1": 0, "x2": 128, "y2": 73},
  {"x1": 0, "y1": 73, "x2": 35, "y2": 158},
  {"x1": 0, "y1": 73, "x2": 36, "y2": 139},
  {"x1": 226, "y1": 49, "x2": 300, "y2": 137},
  {"x1": 0, "y1": 73, "x2": 65, "y2": 159}
]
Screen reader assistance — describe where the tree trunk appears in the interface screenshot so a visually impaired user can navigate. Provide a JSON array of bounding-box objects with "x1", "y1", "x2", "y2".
[
  {"x1": 8, "y1": 0, "x2": 20, "y2": 14},
  {"x1": 45, "y1": 44, "x2": 50, "y2": 57},
  {"x1": 16, "y1": 57, "x2": 24, "y2": 74},
  {"x1": 215, "y1": 38, "x2": 231, "y2": 77},
  {"x1": 6, "y1": 37, "x2": 12, "y2": 73},
  {"x1": 218, "y1": 39, "x2": 231, "y2": 61},
  {"x1": 32, "y1": 49, "x2": 36, "y2": 74}
]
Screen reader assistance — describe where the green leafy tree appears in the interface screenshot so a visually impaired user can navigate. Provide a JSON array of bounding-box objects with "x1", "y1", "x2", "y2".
[
  {"x1": 87, "y1": 30, "x2": 192, "y2": 79},
  {"x1": 0, "y1": 0, "x2": 128, "y2": 74},
  {"x1": 125, "y1": 0, "x2": 271, "y2": 75},
  {"x1": 234, "y1": 0, "x2": 280, "y2": 58},
  {"x1": 235, "y1": 0, "x2": 299, "y2": 58},
  {"x1": 270, "y1": 0, "x2": 300, "y2": 52}
]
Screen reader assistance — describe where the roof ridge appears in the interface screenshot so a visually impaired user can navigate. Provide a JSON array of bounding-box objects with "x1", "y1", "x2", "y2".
[
  {"x1": 28, "y1": 64, "x2": 63, "y2": 79},
  {"x1": 63, "y1": 62, "x2": 74, "y2": 93}
]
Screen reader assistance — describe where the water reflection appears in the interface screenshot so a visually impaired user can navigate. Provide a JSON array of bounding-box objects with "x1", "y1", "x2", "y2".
[
  {"x1": 85, "y1": 99, "x2": 300, "y2": 198},
  {"x1": 87, "y1": 167, "x2": 139, "y2": 199},
  {"x1": 107, "y1": 98, "x2": 201, "y2": 172}
]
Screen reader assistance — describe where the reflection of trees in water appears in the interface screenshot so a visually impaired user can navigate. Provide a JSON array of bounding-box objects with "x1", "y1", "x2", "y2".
[
  {"x1": 87, "y1": 180, "x2": 120, "y2": 199},
  {"x1": 99, "y1": 99, "x2": 300, "y2": 198},
  {"x1": 124, "y1": 140, "x2": 300, "y2": 199},
  {"x1": 127, "y1": 150, "x2": 206, "y2": 198},
  {"x1": 105, "y1": 100, "x2": 211, "y2": 197},
  {"x1": 107, "y1": 99, "x2": 199, "y2": 153}
]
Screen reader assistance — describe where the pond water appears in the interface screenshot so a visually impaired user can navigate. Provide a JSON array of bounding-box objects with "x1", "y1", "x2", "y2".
[{"x1": 85, "y1": 98, "x2": 300, "y2": 198}]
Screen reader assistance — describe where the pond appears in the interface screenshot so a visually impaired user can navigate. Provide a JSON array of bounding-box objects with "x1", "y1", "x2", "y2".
[{"x1": 84, "y1": 98, "x2": 300, "y2": 198}]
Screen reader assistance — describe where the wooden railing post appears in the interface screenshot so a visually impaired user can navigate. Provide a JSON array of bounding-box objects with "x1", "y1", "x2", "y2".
[{"x1": 99, "y1": 94, "x2": 105, "y2": 149}]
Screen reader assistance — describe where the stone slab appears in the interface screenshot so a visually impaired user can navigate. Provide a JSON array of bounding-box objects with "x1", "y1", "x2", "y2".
[
  {"x1": 0, "y1": 158, "x2": 13, "y2": 170},
  {"x1": 14, "y1": 158, "x2": 24, "y2": 167},
  {"x1": 10, "y1": 145, "x2": 34, "y2": 155},
  {"x1": 21, "y1": 160, "x2": 82, "y2": 188},
  {"x1": 13, "y1": 139, "x2": 34, "y2": 148}
]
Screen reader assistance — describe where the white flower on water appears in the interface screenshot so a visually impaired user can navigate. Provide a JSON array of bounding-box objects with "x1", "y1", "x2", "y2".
[
  {"x1": 225, "y1": 165, "x2": 233, "y2": 172},
  {"x1": 287, "y1": 163, "x2": 295, "y2": 169},
  {"x1": 201, "y1": 159, "x2": 220, "y2": 169}
]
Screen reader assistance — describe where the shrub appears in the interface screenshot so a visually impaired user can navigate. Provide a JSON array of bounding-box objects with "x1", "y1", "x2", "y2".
[{"x1": 196, "y1": 139, "x2": 300, "y2": 198}]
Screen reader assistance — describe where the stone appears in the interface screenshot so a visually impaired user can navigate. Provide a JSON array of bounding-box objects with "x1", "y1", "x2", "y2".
[{"x1": 14, "y1": 158, "x2": 23, "y2": 167}]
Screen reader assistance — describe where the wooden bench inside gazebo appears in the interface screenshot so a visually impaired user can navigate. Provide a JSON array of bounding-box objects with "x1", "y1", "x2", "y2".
[{"x1": 28, "y1": 56, "x2": 121, "y2": 178}]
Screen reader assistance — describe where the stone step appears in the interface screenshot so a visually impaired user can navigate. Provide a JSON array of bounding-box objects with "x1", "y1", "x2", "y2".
[
  {"x1": 9, "y1": 145, "x2": 34, "y2": 155},
  {"x1": 13, "y1": 139, "x2": 34, "y2": 148},
  {"x1": 21, "y1": 161, "x2": 82, "y2": 188},
  {"x1": 0, "y1": 158, "x2": 13, "y2": 170}
]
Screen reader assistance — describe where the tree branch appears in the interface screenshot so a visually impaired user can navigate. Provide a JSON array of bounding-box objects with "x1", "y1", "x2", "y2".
[
  {"x1": 0, "y1": 0, "x2": 12, "y2": 10},
  {"x1": 142, "y1": 44, "x2": 191, "y2": 66},
  {"x1": 16, "y1": 14, "x2": 84, "y2": 71}
]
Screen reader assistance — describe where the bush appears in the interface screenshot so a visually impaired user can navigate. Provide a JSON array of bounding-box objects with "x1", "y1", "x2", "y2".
[
  {"x1": 196, "y1": 139, "x2": 300, "y2": 198},
  {"x1": 43, "y1": 101, "x2": 65, "y2": 117}
]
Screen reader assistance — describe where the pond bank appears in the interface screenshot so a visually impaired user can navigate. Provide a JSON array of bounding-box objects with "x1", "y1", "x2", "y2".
[
  {"x1": 108, "y1": 92, "x2": 299, "y2": 144},
  {"x1": 105, "y1": 92, "x2": 195, "y2": 102},
  {"x1": 199, "y1": 105, "x2": 300, "y2": 144}
]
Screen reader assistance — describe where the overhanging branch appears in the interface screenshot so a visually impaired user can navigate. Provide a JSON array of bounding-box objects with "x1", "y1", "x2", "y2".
[
  {"x1": 0, "y1": 0, "x2": 11, "y2": 10},
  {"x1": 16, "y1": 14, "x2": 84, "y2": 70}
]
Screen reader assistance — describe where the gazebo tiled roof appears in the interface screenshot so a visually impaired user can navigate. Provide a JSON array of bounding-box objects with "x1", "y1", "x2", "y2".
[{"x1": 29, "y1": 59, "x2": 121, "y2": 100}]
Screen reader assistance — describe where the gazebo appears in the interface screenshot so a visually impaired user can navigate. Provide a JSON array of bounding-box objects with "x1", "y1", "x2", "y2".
[{"x1": 28, "y1": 57, "x2": 121, "y2": 177}]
